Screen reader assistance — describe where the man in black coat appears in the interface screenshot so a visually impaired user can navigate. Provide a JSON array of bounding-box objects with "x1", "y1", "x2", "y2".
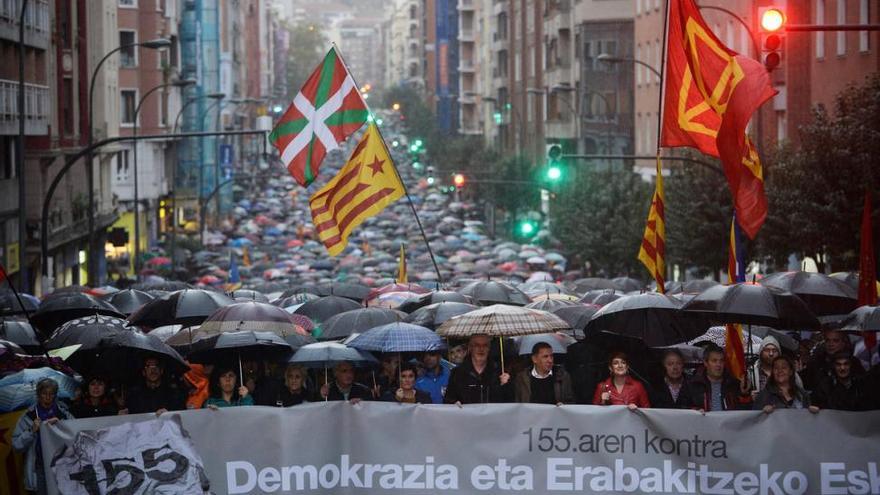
[
  {"x1": 444, "y1": 334, "x2": 512, "y2": 405},
  {"x1": 320, "y1": 361, "x2": 372, "y2": 403},
  {"x1": 802, "y1": 329, "x2": 865, "y2": 392},
  {"x1": 811, "y1": 353, "x2": 872, "y2": 411},
  {"x1": 650, "y1": 349, "x2": 698, "y2": 409},
  {"x1": 122, "y1": 358, "x2": 186, "y2": 415}
]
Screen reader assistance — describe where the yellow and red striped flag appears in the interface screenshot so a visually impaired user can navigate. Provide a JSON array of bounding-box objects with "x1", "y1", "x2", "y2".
[
  {"x1": 309, "y1": 123, "x2": 404, "y2": 256},
  {"x1": 725, "y1": 214, "x2": 748, "y2": 380},
  {"x1": 638, "y1": 156, "x2": 666, "y2": 293},
  {"x1": 397, "y1": 244, "x2": 407, "y2": 283}
]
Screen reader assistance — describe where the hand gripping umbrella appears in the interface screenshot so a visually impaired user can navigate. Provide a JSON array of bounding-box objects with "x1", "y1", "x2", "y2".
[{"x1": 288, "y1": 342, "x2": 378, "y2": 401}]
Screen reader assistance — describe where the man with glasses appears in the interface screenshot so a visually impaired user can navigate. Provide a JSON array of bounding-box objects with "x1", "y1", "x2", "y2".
[
  {"x1": 121, "y1": 357, "x2": 186, "y2": 415},
  {"x1": 319, "y1": 362, "x2": 372, "y2": 404}
]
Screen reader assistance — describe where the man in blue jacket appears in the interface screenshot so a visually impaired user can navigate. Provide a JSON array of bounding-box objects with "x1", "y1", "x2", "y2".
[{"x1": 416, "y1": 350, "x2": 450, "y2": 403}]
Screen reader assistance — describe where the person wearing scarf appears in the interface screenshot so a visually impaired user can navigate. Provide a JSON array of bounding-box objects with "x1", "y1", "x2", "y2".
[{"x1": 13, "y1": 378, "x2": 72, "y2": 494}]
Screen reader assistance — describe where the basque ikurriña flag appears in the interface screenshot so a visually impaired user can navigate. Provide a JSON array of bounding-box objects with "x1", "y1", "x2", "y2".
[{"x1": 269, "y1": 47, "x2": 369, "y2": 186}]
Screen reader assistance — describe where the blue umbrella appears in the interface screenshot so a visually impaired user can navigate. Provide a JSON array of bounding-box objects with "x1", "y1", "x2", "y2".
[
  {"x1": 0, "y1": 368, "x2": 80, "y2": 412},
  {"x1": 347, "y1": 322, "x2": 446, "y2": 353}
]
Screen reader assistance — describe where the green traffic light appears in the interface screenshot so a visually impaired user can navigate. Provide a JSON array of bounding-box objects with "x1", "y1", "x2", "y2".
[
  {"x1": 519, "y1": 222, "x2": 536, "y2": 236},
  {"x1": 410, "y1": 144, "x2": 419, "y2": 153},
  {"x1": 547, "y1": 165, "x2": 562, "y2": 181},
  {"x1": 414, "y1": 139, "x2": 424, "y2": 148},
  {"x1": 412, "y1": 161, "x2": 422, "y2": 169}
]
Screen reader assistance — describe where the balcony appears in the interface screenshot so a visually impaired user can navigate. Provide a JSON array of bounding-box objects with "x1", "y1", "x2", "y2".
[
  {"x1": 457, "y1": 0, "x2": 475, "y2": 11},
  {"x1": 0, "y1": 0, "x2": 49, "y2": 48},
  {"x1": 458, "y1": 60, "x2": 475, "y2": 73},
  {"x1": 0, "y1": 79, "x2": 49, "y2": 135},
  {"x1": 458, "y1": 29, "x2": 475, "y2": 42},
  {"x1": 458, "y1": 93, "x2": 476, "y2": 104}
]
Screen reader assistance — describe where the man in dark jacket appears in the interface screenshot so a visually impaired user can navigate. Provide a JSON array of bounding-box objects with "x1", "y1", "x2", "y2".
[
  {"x1": 320, "y1": 362, "x2": 372, "y2": 403},
  {"x1": 444, "y1": 334, "x2": 512, "y2": 405},
  {"x1": 802, "y1": 329, "x2": 866, "y2": 392},
  {"x1": 689, "y1": 345, "x2": 751, "y2": 412},
  {"x1": 650, "y1": 349, "x2": 697, "y2": 409},
  {"x1": 122, "y1": 358, "x2": 186, "y2": 415},
  {"x1": 514, "y1": 342, "x2": 575, "y2": 405},
  {"x1": 812, "y1": 352, "x2": 872, "y2": 411}
]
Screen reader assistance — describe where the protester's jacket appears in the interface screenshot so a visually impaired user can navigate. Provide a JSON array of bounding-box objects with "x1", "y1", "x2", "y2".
[
  {"x1": 688, "y1": 371, "x2": 750, "y2": 411},
  {"x1": 514, "y1": 366, "x2": 575, "y2": 404},
  {"x1": 810, "y1": 375, "x2": 869, "y2": 411},
  {"x1": 12, "y1": 402, "x2": 72, "y2": 491},
  {"x1": 325, "y1": 382, "x2": 373, "y2": 401},
  {"x1": 802, "y1": 348, "x2": 866, "y2": 392},
  {"x1": 204, "y1": 394, "x2": 255, "y2": 408},
  {"x1": 184, "y1": 364, "x2": 210, "y2": 409},
  {"x1": 70, "y1": 398, "x2": 118, "y2": 418},
  {"x1": 125, "y1": 381, "x2": 187, "y2": 414},
  {"x1": 753, "y1": 383, "x2": 812, "y2": 410},
  {"x1": 380, "y1": 389, "x2": 433, "y2": 404},
  {"x1": 444, "y1": 359, "x2": 513, "y2": 404},
  {"x1": 275, "y1": 387, "x2": 309, "y2": 407},
  {"x1": 649, "y1": 377, "x2": 698, "y2": 409},
  {"x1": 592, "y1": 376, "x2": 651, "y2": 407},
  {"x1": 415, "y1": 366, "x2": 450, "y2": 404}
]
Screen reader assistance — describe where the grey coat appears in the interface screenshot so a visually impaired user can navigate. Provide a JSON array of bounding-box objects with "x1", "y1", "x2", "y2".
[{"x1": 12, "y1": 402, "x2": 72, "y2": 492}]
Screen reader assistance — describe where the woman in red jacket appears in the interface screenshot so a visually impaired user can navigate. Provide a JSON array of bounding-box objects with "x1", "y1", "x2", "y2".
[{"x1": 593, "y1": 352, "x2": 651, "y2": 410}]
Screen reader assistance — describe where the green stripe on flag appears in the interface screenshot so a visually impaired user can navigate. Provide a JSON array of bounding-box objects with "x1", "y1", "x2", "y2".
[
  {"x1": 313, "y1": 50, "x2": 338, "y2": 110},
  {"x1": 304, "y1": 138, "x2": 317, "y2": 185},
  {"x1": 269, "y1": 118, "x2": 309, "y2": 143},
  {"x1": 323, "y1": 109, "x2": 369, "y2": 128}
]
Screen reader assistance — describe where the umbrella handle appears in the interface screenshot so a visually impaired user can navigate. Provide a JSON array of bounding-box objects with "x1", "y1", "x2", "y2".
[
  {"x1": 324, "y1": 367, "x2": 329, "y2": 402},
  {"x1": 238, "y1": 353, "x2": 243, "y2": 386},
  {"x1": 499, "y1": 337, "x2": 505, "y2": 374}
]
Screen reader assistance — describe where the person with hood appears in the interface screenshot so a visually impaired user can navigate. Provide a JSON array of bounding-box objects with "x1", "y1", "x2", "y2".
[
  {"x1": 754, "y1": 356, "x2": 820, "y2": 413},
  {"x1": 204, "y1": 365, "x2": 254, "y2": 408},
  {"x1": 70, "y1": 375, "x2": 119, "y2": 418},
  {"x1": 382, "y1": 362, "x2": 432, "y2": 403},
  {"x1": 592, "y1": 351, "x2": 650, "y2": 409},
  {"x1": 184, "y1": 363, "x2": 211, "y2": 409},
  {"x1": 444, "y1": 334, "x2": 512, "y2": 405},
  {"x1": 650, "y1": 349, "x2": 697, "y2": 409},
  {"x1": 514, "y1": 342, "x2": 575, "y2": 405},
  {"x1": 13, "y1": 378, "x2": 73, "y2": 494},
  {"x1": 689, "y1": 344, "x2": 751, "y2": 412},
  {"x1": 811, "y1": 352, "x2": 872, "y2": 411}
]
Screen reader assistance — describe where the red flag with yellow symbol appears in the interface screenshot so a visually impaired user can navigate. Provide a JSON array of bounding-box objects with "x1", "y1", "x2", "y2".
[{"x1": 661, "y1": 0, "x2": 776, "y2": 239}]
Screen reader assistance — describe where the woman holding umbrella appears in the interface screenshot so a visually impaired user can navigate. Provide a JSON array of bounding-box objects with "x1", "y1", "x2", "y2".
[
  {"x1": 381, "y1": 362, "x2": 431, "y2": 404},
  {"x1": 70, "y1": 375, "x2": 119, "y2": 418},
  {"x1": 593, "y1": 352, "x2": 650, "y2": 409},
  {"x1": 13, "y1": 378, "x2": 73, "y2": 494},
  {"x1": 753, "y1": 356, "x2": 820, "y2": 414},
  {"x1": 204, "y1": 365, "x2": 254, "y2": 408}
]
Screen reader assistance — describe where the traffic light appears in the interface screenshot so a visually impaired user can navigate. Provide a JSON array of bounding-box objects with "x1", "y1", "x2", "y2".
[
  {"x1": 426, "y1": 166, "x2": 435, "y2": 185},
  {"x1": 517, "y1": 220, "x2": 538, "y2": 238},
  {"x1": 545, "y1": 144, "x2": 564, "y2": 183},
  {"x1": 453, "y1": 173, "x2": 465, "y2": 188},
  {"x1": 546, "y1": 165, "x2": 562, "y2": 182},
  {"x1": 759, "y1": 7, "x2": 785, "y2": 71},
  {"x1": 546, "y1": 144, "x2": 563, "y2": 163}
]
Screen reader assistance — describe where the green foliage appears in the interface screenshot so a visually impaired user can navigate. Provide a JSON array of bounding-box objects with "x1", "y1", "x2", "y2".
[
  {"x1": 551, "y1": 167, "x2": 653, "y2": 276},
  {"x1": 756, "y1": 73, "x2": 880, "y2": 271},
  {"x1": 285, "y1": 23, "x2": 328, "y2": 99}
]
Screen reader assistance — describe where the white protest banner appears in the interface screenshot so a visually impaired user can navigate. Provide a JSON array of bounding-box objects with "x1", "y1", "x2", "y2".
[{"x1": 40, "y1": 403, "x2": 880, "y2": 494}]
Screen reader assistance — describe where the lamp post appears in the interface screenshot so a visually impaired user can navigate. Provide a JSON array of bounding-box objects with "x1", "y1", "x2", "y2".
[
  {"x1": 131, "y1": 78, "x2": 195, "y2": 278},
  {"x1": 86, "y1": 37, "x2": 170, "y2": 286},
  {"x1": 596, "y1": 53, "x2": 661, "y2": 79},
  {"x1": 16, "y1": 0, "x2": 29, "y2": 292}
]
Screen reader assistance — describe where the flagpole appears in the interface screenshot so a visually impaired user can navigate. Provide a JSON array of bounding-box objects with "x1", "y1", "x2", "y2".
[
  {"x1": 652, "y1": 0, "x2": 671, "y2": 288},
  {"x1": 331, "y1": 43, "x2": 444, "y2": 284}
]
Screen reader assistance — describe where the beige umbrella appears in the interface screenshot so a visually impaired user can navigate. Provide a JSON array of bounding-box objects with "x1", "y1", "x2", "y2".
[{"x1": 436, "y1": 305, "x2": 570, "y2": 372}]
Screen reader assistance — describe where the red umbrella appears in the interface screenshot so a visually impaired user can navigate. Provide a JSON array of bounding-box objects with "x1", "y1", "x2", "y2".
[
  {"x1": 198, "y1": 275, "x2": 221, "y2": 285},
  {"x1": 286, "y1": 239, "x2": 304, "y2": 248},
  {"x1": 146, "y1": 257, "x2": 172, "y2": 266},
  {"x1": 365, "y1": 283, "x2": 430, "y2": 304}
]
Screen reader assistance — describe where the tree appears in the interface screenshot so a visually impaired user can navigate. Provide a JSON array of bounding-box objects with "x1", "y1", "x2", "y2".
[
  {"x1": 756, "y1": 73, "x2": 880, "y2": 271},
  {"x1": 285, "y1": 23, "x2": 327, "y2": 99}
]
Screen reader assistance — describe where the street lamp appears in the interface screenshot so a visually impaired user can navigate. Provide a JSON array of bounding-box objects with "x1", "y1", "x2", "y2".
[
  {"x1": 85, "y1": 37, "x2": 170, "y2": 286},
  {"x1": 596, "y1": 53, "x2": 661, "y2": 79},
  {"x1": 131, "y1": 78, "x2": 195, "y2": 278}
]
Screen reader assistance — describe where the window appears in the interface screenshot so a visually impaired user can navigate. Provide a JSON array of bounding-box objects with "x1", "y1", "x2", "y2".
[
  {"x1": 159, "y1": 90, "x2": 168, "y2": 127},
  {"x1": 119, "y1": 31, "x2": 137, "y2": 67},
  {"x1": 583, "y1": 41, "x2": 592, "y2": 70},
  {"x1": 655, "y1": 40, "x2": 661, "y2": 83},
  {"x1": 816, "y1": 0, "x2": 825, "y2": 58},
  {"x1": 61, "y1": 77, "x2": 74, "y2": 136},
  {"x1": 116, "y1": 149, "x2": 130, "y2": 183},
  {"x1": 121, "y1": 90, "x2": 137, "y2": 125},
  {"x1": 119, "y1": 0, "x2": 136, "y2": 6},
  {"x1": 636, "y1": 0, "x2": 641, "y2": 15},
  {"x1": 837, "y1": 0, "x2": 846, "y2": 56},
  {"x1": 636, "y1": 44, "x2": 642, "y2": 85},
  {"x1": 0, "y1": 137, "x2": 14, "y2": 180},
  {"x1": 859, "y1": 0, "x2": 870, "y2": 52}
]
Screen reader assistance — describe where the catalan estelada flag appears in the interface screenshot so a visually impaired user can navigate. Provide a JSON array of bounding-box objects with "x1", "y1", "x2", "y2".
[
  {"x1": 269, "y1": 47, "x2": 369, "y2": 186},
  {"x1": 397, "y1": 244, "x2": 408, "y2": 284},
  {"x1": 309, "y1": 123, "x2": 404, "y2": 256},
  {"x1": 660, "y1": 0, "x2": 776, "y2": 239},
  {"x1": 725, "y1": 213, "x2": 748, "y2": 380},
  {"x1": 638, "y1": 156, "x2": 666, "y2": 293}
]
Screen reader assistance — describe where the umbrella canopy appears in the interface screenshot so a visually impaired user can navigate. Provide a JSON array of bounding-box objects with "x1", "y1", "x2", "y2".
[
  {"x1": 676, "y1": 279, "x2": 720, "y2": 294},
  {"x1": 319, "y1": 308, "x2": 406, "y2": 341},
  {"x1": 458, "y1": 281, "x2": 531, "y2": 306},
  {"x1": 348, "y1": 322, "x2": 445, "y2": 353},
  {"x1": 611, "y1": 277, "x2": 644, "y2": 292},
  {"x1": 689, "y1": 326, "x2": 763, "y2": 351},
  {"x1": 199, "y1": 302, "x2": 308, "y2": 336},
  {"x1": 437, "y1": 304, "x2": 570, "y2": 338},
  {"x1": 0, "y1": 368, "x2": 79, "y2": 413},
  {"x1": 131, "y1": 281, "x2": 193, "y2": 292},
  {"x1": 519, "y1": 281, "x2": 575, "y2": 297},
  {"x1": 839, "y1": 305, "x2": 880, "y2": 332},
  {"x1": 524, "y1": 298, "x2": 579, "y2": 312},
  {"x1": 31, "y1": 293, "x2": 123, "y2": 335},
  {"x1": 682, "y1": 283, "x2": 820, "y2": 330},
  {"x1": 515, "y1": 332, "x2": 576, "y2": 355},
  {"x1": 272, "y1": 293, "x2": 320, "y2": 308},
  {"x1": 0, "y1": 319, "x2": 42, "y2": 354},
  {"x1": 227, "y1": 290, "x2": 270, "y2": 303},
  {"x1": 397, "y1": 291, "x2": 471, "y2": 313},
  {"x1": 570, "y1": 278, "x2": 617, "y2": 293},
  {"x1": 587, "y1": 293, "x2": 711, "y2": 347},
  {"x1": 405, "y1": 302, "x2": 479, "y2": 330},
  {"x1": 128, "y1": 289, "x2": 235, "y2": 329},
  {"x1": 102, "y1": 289, "x2": 155, "y2": 316},
  {"x1": 760, "y1": 271, "x2": 858, "y2": 316},
  {"x1": 550, "y1": 304, "x2": 600, "y2": 338},
  {"x1": 282, "y1": 332, "x2": 317, "y2": 351},
  {"x1": 186, "y1": 330, "x2": 293, "y2": 364},
  {"x1": 288, "y1": 341, "x2": 378, "y2": 368},
  {"x1": 313, "y1": 283, "x2": 372, "y2": 302},
  {"x1": 0, "y1": 291, "x2": 39, "y2": 316},
  {"x1": 293, "y1": 296, "x2": 362, "y2": 324},
  {"x1": 0, "y1": 338, "x2": 25, "y2": 355},
  {"x1": 580, "y1": 289, "x2": 624, "y2": 306}
]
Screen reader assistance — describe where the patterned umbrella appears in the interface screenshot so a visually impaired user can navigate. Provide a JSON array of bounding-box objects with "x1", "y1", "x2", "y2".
[
  {"x1": 436, "y1": 304, "x2": 569, "y2": 338},
  {"x1": 31, "y1": 293, "x2": 123, "y2": 335},
  {"x1": 347, "y1": 322, "x2": 445, "y2": 353},
  {"x1": 199, "y1": 302, "x2": 309, "y2": 336}
]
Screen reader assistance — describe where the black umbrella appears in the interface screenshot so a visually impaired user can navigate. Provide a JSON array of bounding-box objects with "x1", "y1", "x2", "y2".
[
  {"x1": 0, "y1": 319, "x2": 42, "y2": 354},
  {"x1": 551, "y1": 304, "x2": 601, "y2": 338},
  {"x1": 31, "y1": 293, "x2": 123, "y2": 335},
  {"x1": 760, "y1": 271, "x2": 858, "y2": 316},
  {"x1": 676, "y1": 279, "x2": 720, "y2": 294},
  {"x1": 580, "y1": 289, "x2": 624, "y2": 306},
  {"x1": 293, "y1": 296, "x2": 362, "y2": 324},
  {"x1": 128, "y1": 289, "x2": 235, "y2": 329},
  {"x1": 570, "y1": 278, "x2": 616, "y2": 293},
  {"x1": 458, "y1": 280, "x2": 531, "y2": 306},
  {"x1": 839, "y1": 305, "x2": 880, "y2": 332},
  {"x1": 518, "y1": 281, "x2": 576, "y2": 297},
  {"x1": 611, "y1": 277, "x2": 644, "y2": 292},
  {"x1": 405, "y1": 302, "x2": 479, "y2": 330},
  {"x1": 103, "y1": 289, "x2": 156, "y2": 316},
  {"x1": 278, "y1": 285, "x2": 320, "y2": 298},
  {"x1": 587, "y1": 293, "x2": 710, "y2": 347},
  {"x1": 313, "y1": 283, "x2": 371, "y2": 302},
  {"x1": 398, "y1": 291, "x2": 471, "y2": 313},
  {"x1": 682, "y1": 283, "x2": 820, "y2": 330},
  {"x1": 319, "y1": 307, "x2": 406, "y2": 341},
  {"x1": 0, "y1": 290, "x2": 39, "y2": 316},
  {"x1": 45, "y1": 314, "x2": 188, "y2": 377},
  {"x1": 272, "y1": 293, "x2": 320, "y2": 308},
  {"x1": 227, "y1": 290, "x2": 270, "y2": 303},
  {"x1": 282, "y1": 332, "x2": 317, "y2": 351},
  {"x1": 131, "y1": 281, "x2": 193, "y2": 292},
  {"x1": 525, "y1": 299, "x2": 580, "y2": 312},
  {"x1": 186, "y1": 331, "x2": 293, "y2": 364}
]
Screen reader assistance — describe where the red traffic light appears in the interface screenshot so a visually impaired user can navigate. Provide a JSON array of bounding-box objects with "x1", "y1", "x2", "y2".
[
  {"x1": 761, "y1": 8, "x2": 785, "y2": 32},
  {"x1": 453, "y1": 174, "x2": 465, "y2": 188}
]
